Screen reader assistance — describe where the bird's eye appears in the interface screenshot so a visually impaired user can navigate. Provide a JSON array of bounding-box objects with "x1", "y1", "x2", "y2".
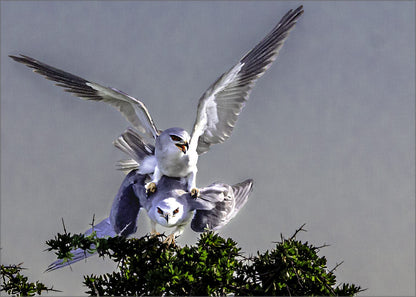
[
  {"x1": 173, "y1": 207, "x2": 180, "y2": 215},
  {"x1": 170, "y1": 135, "x2": 181, "y2": 142},
  {"x1": 157, "y1": 207, "x2": 163, "y2": 215}
]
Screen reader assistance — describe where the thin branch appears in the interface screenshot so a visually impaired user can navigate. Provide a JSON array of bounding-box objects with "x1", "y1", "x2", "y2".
[
  {"x1": 290, "y1": 223, "x2": 307, "y2": 241},
  {"x1": 315, "y1": 243, "x2": 331, "y2": 249},
  {"x1": 90, "y1": 214, "x2": 96, "y2": 230},
  {"x1": 61, "y1": 217, "x2": 67, "y2": 234},
  {"x1": 329, "y1": 261, "x2": 344, "y2": 274}
]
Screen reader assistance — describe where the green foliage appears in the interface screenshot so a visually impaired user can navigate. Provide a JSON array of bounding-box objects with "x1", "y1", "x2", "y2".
[
  {"x1": 0, "y1": 263, "x2": 59, "y2": 296},
  {"x1": 240, "y1": 228, "x2": 362, "y2": 296},
  {"x1": 44, "y1": 225, "x2": 363, "y2": 296}
]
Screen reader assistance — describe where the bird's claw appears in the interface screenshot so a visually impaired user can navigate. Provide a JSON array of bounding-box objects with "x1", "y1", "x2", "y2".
[
  {"x1": 145, "y1": 182, "x2": 157, "y2": 195},
  {"x1": 150, "y1": 231, "x2": 160, "y2": 237},
  {"x1": 190, "y1": 188, "x2": 200, "y2": 199},
  {"x1": 163, "y1": 234, "x2": 177, "y2": 246}
]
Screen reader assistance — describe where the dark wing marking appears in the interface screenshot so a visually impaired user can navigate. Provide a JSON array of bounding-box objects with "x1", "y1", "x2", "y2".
[
  {"x1": 9, "y1": 54, "x2": 158, "y2": 139},
  {"x1": 110, "y1": 170, "x2": 145, "y2": 235}
]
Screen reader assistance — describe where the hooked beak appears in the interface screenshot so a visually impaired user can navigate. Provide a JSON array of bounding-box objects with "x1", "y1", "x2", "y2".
[
  {"x1": 164, "y1": 214, "x2": 169, "y2": 223},
  {"x1": 175, "y1": 141, "x2": 189, "y2": 154}
]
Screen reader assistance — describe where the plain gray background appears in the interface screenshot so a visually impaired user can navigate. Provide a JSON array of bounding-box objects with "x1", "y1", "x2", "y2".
[{"x1": 1, "y1": 1, "x2": 414, "y2": 296}]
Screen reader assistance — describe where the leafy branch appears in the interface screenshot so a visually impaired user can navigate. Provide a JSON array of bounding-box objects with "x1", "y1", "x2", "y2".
[
  {"x1": 0, "y1": 263, "x2": 59, "y2": 296},
  {"x1": 43, "y1": 226, "x2": 363, "y2": 296}
]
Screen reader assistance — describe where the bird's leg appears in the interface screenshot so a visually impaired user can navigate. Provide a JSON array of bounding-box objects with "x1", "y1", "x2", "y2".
[
  {"x1": 173, "y1": 224, "x2": 185, "y2": 238},
  {"x1": 163, "y1": 225, "x2": 185, "y2": 246},
  {"x1": 149, "y1": 220, "x2": 160, "y2": 236},
  {"x1": 187, "y1": 171, "x2": 200, "y2": 198},
  {"x1": 164, "y1": 233, "x2": 176, "y2": 246},
  {"x1": 145, "y1": 166, "x2": 162, "y2": 195}
]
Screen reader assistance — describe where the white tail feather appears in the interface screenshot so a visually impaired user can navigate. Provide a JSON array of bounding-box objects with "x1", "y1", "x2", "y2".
[{"x1": 116, "y1": 159, "x2": 140, "y2": 174}]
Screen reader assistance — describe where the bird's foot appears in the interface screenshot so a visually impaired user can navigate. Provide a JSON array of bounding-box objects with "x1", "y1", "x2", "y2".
[
  {"x1": 163, "y1": 233, "x2": 177, "y2": 246},
  {"x1": 145, "y1": 182, "x2": 157, "y2": 196},
  {"x1": 150, "y1": 231, "x2": 160, "y2": 237},
  {"x1": 190, "y1": 188, "x2": 200, "y2": 199}
]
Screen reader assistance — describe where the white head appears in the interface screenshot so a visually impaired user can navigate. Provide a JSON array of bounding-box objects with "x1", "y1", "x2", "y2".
[
  {"x1": 157, "y1": 128, "x2": 190, "y2": 154},
  {"x1": 151, "y1": 197, "x2": 185, "y2": 227}
]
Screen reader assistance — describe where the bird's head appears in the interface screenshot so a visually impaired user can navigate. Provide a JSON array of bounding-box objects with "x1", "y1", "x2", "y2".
[
  {"x1": 160, "y1": 128, "x2": 190, "y2": 154},
  {"x1": 153, "y1": 197, "x2": 184, "y2": 227}
]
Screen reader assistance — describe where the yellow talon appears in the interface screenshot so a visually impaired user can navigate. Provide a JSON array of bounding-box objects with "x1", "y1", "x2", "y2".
[
  {"x1": 190, "y1": 188, "x2": 200, "y2": 198},
  {"x1": 150, "y1": 231, "x2": 160, "y2": 237},
  {"x1": 145, "y1": 182, "x2": 157, "y2": 194},
  {"x1": 163, "y1": 234, "x2": 176, "y2": 246}
]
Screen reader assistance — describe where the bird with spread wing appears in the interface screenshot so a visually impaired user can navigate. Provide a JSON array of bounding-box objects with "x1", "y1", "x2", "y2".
[
  {"x1": 10, "y1": 6, "x2": 303, "y2": 197},
  {"x1": 46, "y1": 126, "x2": 254, "y2": 271},
  {"x1": 46, "y1": 171, "x2": 253, "y2": 271}
]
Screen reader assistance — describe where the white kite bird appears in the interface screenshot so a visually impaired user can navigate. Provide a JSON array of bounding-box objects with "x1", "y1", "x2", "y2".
[
  {"x1": 10, "y1": 6, "x2": 303, "y2": 197},
  {"x1": 46, "y1": 171, "x2": 254, "y2": 271}
]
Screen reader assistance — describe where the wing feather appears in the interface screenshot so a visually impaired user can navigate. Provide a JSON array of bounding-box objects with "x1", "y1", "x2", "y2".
[
  {"x1": 190, "y1": 6, "x2": 303, "y2": 154},
  {"x1": 190, "y1": 179, "x2": 254, "y2": 232},
  {"x1": 9, "y1": 54, "x2": 158, "y2": 139}
]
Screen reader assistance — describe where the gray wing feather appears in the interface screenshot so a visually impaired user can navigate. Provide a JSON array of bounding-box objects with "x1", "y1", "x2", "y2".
[
  {"x1": 110, "y1": 170, "x2": 145, "y2": 234},
  {"x1": 190, "y1": 6, "x2": 303, "y2": 155},
  {"x1": 191, "y1": 179, "x2": 254, "y2": 232},
  {"x1": 227, "y1": 179, "x2": 254, "y2": 220},
  {"x1": 9, "y1": 54, "x2": 158, "y2": 139},
  {"x1": 187, "y1": 184, "x2": 230, "y2": 211}
]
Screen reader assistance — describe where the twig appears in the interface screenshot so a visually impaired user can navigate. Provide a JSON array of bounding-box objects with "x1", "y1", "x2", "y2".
[
  {"x1": 315, "y1": 243, "x2": 330, "y2": 249},
  {"x1": 61, "y1": 218, "x2": 67, "y2": 234},
  {"x1": 329, "y1": 261, "x2": 344, "y2": 274},
  {"x1": 290, "y1": 223, "x2": 307, "y2": 241},
  {"x1": 90, "y1": 214, "x2": 96, "y2": 230}
]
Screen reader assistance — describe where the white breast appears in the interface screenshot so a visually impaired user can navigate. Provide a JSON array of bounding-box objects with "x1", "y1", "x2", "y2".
[{"x1": 156, "y1": 146, "x2": 198, "y2": 177}]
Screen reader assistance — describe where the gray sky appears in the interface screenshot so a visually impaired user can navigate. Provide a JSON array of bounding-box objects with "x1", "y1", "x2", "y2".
[{"x1": 1, "y1": 1, "x2": 414, "y2": 296}]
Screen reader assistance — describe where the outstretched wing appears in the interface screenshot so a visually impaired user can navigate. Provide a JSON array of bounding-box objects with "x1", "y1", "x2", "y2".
[
  {"x1": 190, "y1": 179, "x2": 254, "y2": 232},
  {"x1": 9, "y1": 54, "x2": 158, "y2": 139},
  {"x1": 190, "y1": 6, "x2": 303, "y2": 155}
]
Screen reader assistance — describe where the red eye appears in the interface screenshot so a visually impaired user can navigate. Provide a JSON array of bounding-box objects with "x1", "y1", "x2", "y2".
[
  {"x1": 157, "y1": 207, "x2": 163, "y2": 214},
  {"x1": 173, "y1": 208, "x2": 179, "y2": 215},
  {"x1": 170, "y1": 135, "x2": 181, "y2": 141}
]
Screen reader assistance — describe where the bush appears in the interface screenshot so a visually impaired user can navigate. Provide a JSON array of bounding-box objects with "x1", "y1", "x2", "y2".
[
  {"x1": 43, "y1": 225, "x2": 363, "y2": 296},
  {"x1": 0, "y1": 263, "x2": 58, "y2": 296}
]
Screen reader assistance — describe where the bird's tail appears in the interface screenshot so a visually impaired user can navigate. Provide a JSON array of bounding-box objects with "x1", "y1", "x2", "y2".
[
  {"x1": 45, "y1": 247, "x2": 96, "y2": 272},
  {"x1": 113, "y1": 128, "x2": 155, "y2": 173},
  {"x1": 45, "y1": 217, "x2": 116, "y2": 272}
]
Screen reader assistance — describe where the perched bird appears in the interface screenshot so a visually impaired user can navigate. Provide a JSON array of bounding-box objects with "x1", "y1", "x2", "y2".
[
  {"x1": 9, "y1": 6, "x2": 303, "y2": 197},
  {"x1": 46, "y1": 171, "x2": 253, "y2": 271}
]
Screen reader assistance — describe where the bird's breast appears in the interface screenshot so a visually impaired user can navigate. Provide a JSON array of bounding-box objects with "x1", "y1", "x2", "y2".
[{"x1": 156, "y1": 148, "x2": 198, "y2": 177}]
